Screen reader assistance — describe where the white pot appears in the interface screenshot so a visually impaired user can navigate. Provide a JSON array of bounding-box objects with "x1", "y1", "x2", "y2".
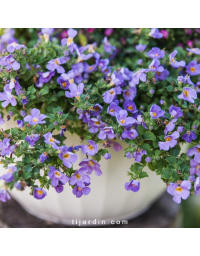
[{"x1": 0, "y1": 114, "x2": 166, "y2": 226}]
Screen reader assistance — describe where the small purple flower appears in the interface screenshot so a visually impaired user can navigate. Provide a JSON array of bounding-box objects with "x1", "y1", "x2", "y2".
[
  {"x1": 7, "y1": 42, "x2": 26, "y2": 53},
  {"x1": 187, "y1": 48, "x2": 200, "y2": 55},
  {"x1": 107, "y1": 140, "x2": 123, "y2": 152},
  {"x1": 43, "y1": 132, "x2": 60, "y2": 149},
  {"x1": 107, "y1": 102, "x2": 122, "y2": 116},
  {"x1": 0, "y1": 189, "x2": 11, "y2": 202},
  {"x1": 0, "y1": 166, "x2": 17, "y2": 183},
  {"x1": 121, "y1": 129, "x2": 138, "y2": 140},
  {"x1": 158, "y1": 131, "x2": 179, "y2": 151},
  {"x1": 102, "y1": 88, "x2": 117, "y2": 104},
  {"x1": 187, "y1": 145, "x2": 200, "y2": 162},
  {"x1": 182, "y1": 131, "x2": 196, "y2": 143},
  {"x1": 82, "y1": 140, "x2": 98, "y2": 156},
  {"x1": 20, "y1": 110, "x2": 26, "y2": 117},
  {"x1": 21, "y1": 95, "x2": 29, "y2": 105},
  {"x1": 38, "y1": 71, "x2": 55, "y2": 84},
  {"x1": 123, "y1": 101, "x2": 138, "y2": 114},
  {"x1": 39, "y1": 152, "x2": 48, "y2": 163},
  {"x1": 164, "y1": 119, "x2": 176, "y2": 135},
  {"x1": 177, "y1": 74, "x2": 194, "y2": 86},
  {"x1": 169, "y1": 50, "x2": 186, "y2": 68},
  {"x1": 79, "y1": 158, "x2": 102, "y2": 176},
  {"x1": 58, "y1": 146, "x2": 78, "y2": 167},
  {"x1": 116, "y1": 110, "x2": 136, "y2": 126},
  {"x1": 61, "y1": 28, "x2": 77, "y2": 53},
  {"x1": 123, "y1": 87, "x2": 137, "y2": 101},
  {"x1": 149, "y1": 59, "x2": 164, "y2": 72},
  {"x1": 46, "y1": 57, "x2": 68, "y2": 74},
  {"x1": 41, "y1": 28, "x2": 54, "y2": 35},
  {"x1": 194, "y1": 177, "x2": 200, "y2": 195},
  {"x1": 126, "y1": 152, "x2": 132, "y2": 159},
  {"x1": 33, "y1": 188, "x2": 47, "y2": 200},
  {"x1": 120, "y1": 67, "x2": 133, "y2": 81},
  {"x1": 57, "y1": 71, "x2": 75, "y2": 90},
  {"x1": 77, "y1": 109, "x2": 91, "y2": 123},
  {"x1": 65, "y1": 83, "x2": 84, "y2": 100},
  {"x1": 0, "y1": 138, "x2": 15, "y2": 156},
  {"x1": 72, "y1": 185, "x2": 91, "y2": 198},
  {"x1": 189, "y1": 159, "x2": 200, "y2": 176},
  {"x1": 24, "y1": 108, "x2": 47, "y2": 125},
  {"x1": 147, "y1": 47, "x2": 165, "y2": 59},
  {"x1": 149, "y1": 28, "x2": 163, "y2": 39},
  {"x1": 90, "y1": 104, "x2": 103, "y2": 116},
  {"x1": 137, "y1": 59, "x2": 143, "y2": 65},
  {"x1": 14, "y1": 182, "x2": 21, "y2": 190},
  {"x1": 136, "y1": 115, "x2": 147, "y2": 129},
  {"x1": 150, "y1": 104, "x2": 165, "y2": 119},
  {"x1": 104, "y1": 153, "x2": 111, "y2": 160},
  {"x1": 130, "y1": 69, "x2": 148, "y2": 85},
  {"x1": 133, "y1": 149, "x2": 147, "y2": 162},
  {"x1": 177, "y1": 126, "x2": 185, "y2": 133},
  {"x1": 0, "y1": 54, "x2": 20, "y2": 70},
  {"x1": 178, "y1": 87, "x2": 197, "y2": 103},
  {"x1": 71, "y1": 63, "x2": 84, "y2": 83},
  {"x1": 149, "y1": 89, "x2": 155, "y2": 94},
  {"x1": 103, "y1": 37, "x2": 116, "y2": 54},
  {"x1": 186, "y1": 60, "x2": 200, "y2": 76},
  {"x1": 135, "y1": 44, "x2": 147, "y2": 52},
  {"x1": 98, "y1": 127, "x2": 115, "y2": 140},
  {"x1": 60, "y1": 125, "x2": 66, "y2": 136},
  {"x1": 88, "y1": 116, "x2": 104, "y2": 133},
  {"x1": 70, "y1": 168, "x2": 91, "y2": 188},
  {"x1": 0, "y1": 113, "x2": 5, "y2": 125},
  {"x1": 0, "y1": 86, "x2": 17, "y2": 108},
  {"x1": 48, "y1": 166, "x2": 69, "y2": 187},
  {"x1": 160, "y1": 100, "x2": 165, "y2": 105},
  {"x1": 7, "y1": 78, "x2": 22, "y2": 94},
  {"x1": 167, "y1": 181, "x2": 191, "y2": 204},
  {"x1": 25, "y1": 134, "x2": 40, "y2": 146},
  {"x1": 146, "y1": 157, "x2": 152, "y2": 163},
  {"x1": 169, "y1": 105, "x2": 183, "y2": 119},
  {"x1": 154, "y1": 69, "x2": 169, "y2": 81},
  {"x1": 125, "y1": 180, "x2": 140, "y2": 192},
  {"x1": 17, "y1": 120, "x2": 24, "y2": 128}
]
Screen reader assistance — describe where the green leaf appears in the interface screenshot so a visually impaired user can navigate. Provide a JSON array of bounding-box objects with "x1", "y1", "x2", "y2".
[
  {"x1": 144, "y1": 131, "x2": 156, "y2": 141},
  {"x1": 166, "y1": 85, "x2": 174, "y2": 92},
  {"x1": 40, "y1": 85, "x2": 49, "y2": 96},
  {"x1": 166, "y1": 156, "x2": 176, "y2": 164},
  {"x1": 161, "y1": 168, "x2": 170, "y2": 179},
  {"x1": 170, "y1": 145, "x2": 180, "y2": 157},
  {"x1": 138, "y1": 171, "x2": 148, "y2": 179},
  {"x1": 137, "y1": 125, "x2": 146, "y2": 135},
  {"x1": 147, "y1": 162, "x2": 156, "y2": 171}
]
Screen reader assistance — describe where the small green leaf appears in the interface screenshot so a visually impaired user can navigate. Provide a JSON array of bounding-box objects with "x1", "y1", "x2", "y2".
[{"x1": 144, "y1": 131, "x2": 156, "y2": 141}]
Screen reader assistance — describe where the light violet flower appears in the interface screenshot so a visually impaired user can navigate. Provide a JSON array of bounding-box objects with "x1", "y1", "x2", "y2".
[
  {"x1": 107, "y1": 102, "x2": 122, "y2": 116},
  {"x1": 0, "y1": 188, "x2": 11, "y2": 202},
  {"x1": 186, "y1": 48, "x2": 200, "y2": 55},
  {"x1": 116, "y1": 110, "x2": 136, "y2": 126},
  {"x1": 169, "y1": 50, "x2": 186, "y2": 68},
  {"x1": 24, "y1": 108, "x2": 47, "y2": 125},
  {"x1": 65, "y1": 83, "x2": 84, "y2": 100},
  {"x1": 169, "y1": 105, "x2": 183, "y2": 119},
  {"x1": 187, "y1": 145, "x2": 200, "y2": 162},
  {"x1": 121, "y1": 129, "x2": 138, "y2": 140},
  {"x1": 135, "y1": 44, "x2": 147, "y2": 52},
  {"x1": 189, "y1": 159, "x2": 200, "y2": 176},
  {"x1": 61, "y1": 28, "x2": 77, "y2": 53},
  {"x1": 125, "y1": 180, "x2": 140, "y2": 192},
  {"x1": 147, "y1": 47, "x2": 165, "y2": 59},
  {"x1": 7, "y1": 42, "x2": 26, "y2": 53},
  {"x1": 79, "y1": 159, "x2": 102, "y2": 176},
  {"x1": 48, "y1": 166, "x2": 69, "y2": 187},
  {"x1": 150, "y1": 104, "x2": 165, "y2": 119},
  {"x1": 0, "y1": 138, "x2": 15, "y2": 156},
  {"x1": 82, "y1": 140, "x2": 98, "y2": 156},
  {"x1": 69, "y1": 169, "x2": 91, "y2": 188},
  {"x1": 149, "y1": 59, "x2": 164, "y2": 72},
  {"x1": 33, "y1": 188, "x2": 47, "y2": 200},
  {"x1": 25, "y1": 134, "x2": 40, "y2": 146},
  {"x1": 158, "y1": 131, "x2": 179, "y2": 151},
  {"x1": 149, "y1": 28, "x2": 163, "y2": 39},
  {"x1": 178, "y1": 87, "x2": 197, "y2": 103},
  {"x1": 43, "y1": 132, "x2": 60, "y2": 149},
  {"x1": 133, "y1": 149, "x2": 147, "y2": 162},
  {"x1": 123, "y1": 101, "x2": 138, "y2": 114},
  {"x1": 0, "y1": 54, "x2": 20, "y2": 70},
  {"x1": 182, "y1": 131, "x2": 196, "y2": 143},
  {"x1": 59, "y1": 146, "x2": 78, "y2": 167},
  {"x1": 46, "y1": 57, "x2": 68, "y2": 74},
  {"x1": 98, "y1": 127, "x2": 115, "y2": 140},
  {"x1": 167, "y1": 181, "x2": 191, "y2": 204},
  {"x1": 186, "y1": 60, "x2": 200, "y2": 76}
]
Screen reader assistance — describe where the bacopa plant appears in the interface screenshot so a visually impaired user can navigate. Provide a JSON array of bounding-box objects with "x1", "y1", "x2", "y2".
[{"x1": 1, "y1": 28, "x2": 200, "y2": 204}]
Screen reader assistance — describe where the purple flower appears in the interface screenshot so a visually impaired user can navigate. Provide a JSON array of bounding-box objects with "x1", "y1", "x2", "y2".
[
  {"x1": 158, "y1": 131, "x2": 179, "y2": 151},
  {"x1": 189, "y1": 159, "x2": 200, "y2": 176},
  {"x1": 137, "y1": 59, "x2": 143, "y2": 65},
  {"x1": 186, "y1": 48, "x2": 200, "y2": 55},
  {"x1": 90, "y1": 104, "x2": 103, "y2": 116},
  {"x1": 21, "y1": 95, "x2": 29, "y2": 105},
  {"x1": 149, "y1": 89, "x2": 155, "y2": 94},
  {"x1": 178, "y1": 87, "x2": 197, "y2": 103},
  {"x1": 147, "y1": 47, "x2": 165, "y2": 59},
  {"x1": 7, "y1": 42, "x2": 26, "y2": 53},
  {"x1": 126, "y1": 152, "x2": 132, "y2": 159},
  {"x1": 58, "y1": 146, "x2": 78, "y2": 167},
  {"x1": 194, "y1": 177, "x2": 200, "y2": 195},
  {"x1": 150, "y1": 104, "x2": 165, "y2": 119},
  {"x1": 169, "y1": 105, "x2": 183, "y2": 119},
  {"x1": 149, "y1": 59, "x2": 164, "y2": 72},
  {"x1": 123, "y1": 101, "x2": 138, "y2": 114},
  {"x1": 102, "y1": 88, "x2": 117, "y2": 104},
  {"x1": 41, "y1": 28, "x2": 54, "y2": 35},
  {"x1": 130, "y1": 69, "x2": 148, "y2": 85},
  {"x1": 116, "y1": 110, "x2": 136, "y2": 126},
  {"x1": 107, "y1": 102, "x2": 122, "y2": 116},
  {"x1": 177, "y1": 74, "x2": 194, "y2": 86},
  {"x1": 39, "y1": 152, "x2": 48, "y2": 163},
  {"x1": 136, "y1": 115, "x2": 147, "y2": 129},
  {"x1": 182, "y1": 131, "x2": 196, "y2": 143},
  {"x1": 164, "y1": 119, "x2": 176, "y2": 135},
  {"x1": 88, "y1": 116, "x2": 104, "y2": 133},
  {"x1": 7, "y1": 78, "x2": 22, "y2": 94},
  {"x1": 72, "y1": 185, "x2": 91, "y2": 198},
  {"x1": 103, "y1": 37, "x2": 116, "y2": 54},
  {"x1": 25, "y1": 134, "x2": 40, "y2": 146},
  {"x1": 123, "y1": 87, "x2": 137, "y2": 101},
  {"x1": 0, "y1": 113, "x2": 5, "y2": 125},
  {"x1": 57, "y1": 71, "x2": 75, "y2": 90},
  {"x1": 0, "y1": 86, "x2": 17, "y2": 108},
  {"x1": 0, "y1": 138, "x2": 15, "y2": 156},
  {"x1": 133, "y1": 149, "x2": 147, "y2": 162},
  {"x1": 125, "y1": 180, "x2": 140, "y2": 192},
  {"x1": 107, "y1": 140, "x2": 123, "y2": 152},
  {"x1": 0, "y1": 166, "x2": 17, "y2": 183},
  {"x1": 135, "y1": 44, "x2": 147, "y2": 52},
  {"x1": 0, "y1": 189, "x2": 11, "y2": 202},
  {"x1": 24, "y1": 108, "x2": 47, "y2": 125},
  {"x1": 79, "y1": 158, "x2": 102, "y2": 176},
  {"x1": 160, "y1": 100, "x2": 165, "y2": 105},
  {"x1": 169, "y1": 50, "x2": 186, "y2": 68},
  {"x1": 154, "y1": 69, "x2": 169, "y2": 81},
  {"x1": 167, "y1": 181, "x2": 191, "y2": 204},
  {"x1": 149, "y1": 28, "x2": 163, "y2": 39},
  {"x1": 177, "y1": 126, "x2": 185, "y2": 133},
  {"x1": 146, "y1": 157, "x2": 152, "y2": 163},
  {"x1": 186, "y1": 60, "x2": 200, "y2": 76},
  {"x1": 187, "y1": 145, "x2": 200, "y2": 162},
  {"x1": 17, "y1": 120, "x2": 24, "y2": 128},
  {"x1": 71, "y1": 63, "x2": 84, "y2": 83},
  {"x1": 61, "y1": 28, "x2": 77, "y2": 53},
  {"x1": 82, "y1": 140, "x2": 98, "y2": 156},
  {"x1": 46, "y1": 57, "x2": 68, "y2": 74},
  {"x1": 104, "y1": 153, "x2": 111, "y2": 160},
  {"x1": 20, "y1": 110, "x2": 26, "y2": 117},
  {"x1": 120, "y1": 67, "x2": 133, "y2": 81},
  {"x1": 14, "y1": 182, "x2": 21, "y2": 190},
  {"x1": 33, "y1": 188, "x2": 47, "y2": 200},
  {"x1": 48, "y1": 166, "x2": 69, "y2": 187},
  {"x1": 38, "y1": 71, "x2": 55, "y2": 84},
  {"x1": 0, "y1": 54, "x2": 20, "y2": 70},
  {"x1": 121, "y1": 129, "x2": 138, "y2": 140},
  {"x1": 77, "y1": 109, "x2": 90, "y2": 123},
  {"x1": 98, "y1": 127, "x2": 115, "y2": 140},
  {"x1": 65, "y1": 83, "x2": 84, "y2": 100},
  {"x1": 70, "y1": 169, "x2": 91, "y2": 188},
  {"x1": 43, "y1": 132, "x2": 60, "y2": 149}
]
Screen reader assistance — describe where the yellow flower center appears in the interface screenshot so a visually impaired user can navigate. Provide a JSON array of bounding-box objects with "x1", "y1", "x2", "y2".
[
  {"x1": 109, "y1": 90, "x2": 115, "y2": 95},
  {"x1": 78, "y1": 187, "x2": 82, "y2": 191},
  {"x1": 156, "y1": 71, "x2": 161, "y2": 75},
  {"x1": 152, "y1": 112, "x2": 157, "y2": 117},
  {"x1": 33, "y1": 118, "x2": 39, "y2": 122},
  {"x1": 176, "y1": 187, "x2": 182, "y2": 192},
  {"x1": 128, "y1": 106, "x2": 133, "y2": 111},
  {"x1": 55, "y1": 171, "x2": 60, "y2": 177},
  {"x1": 198, "y1": 148, "x2": 200, "y2": 153},
  {"x1": 95, "y1": 121, "x2": 100, "y2": 125},
  {"x1": 61, "y1": 125, "x2": 66, "y2": 129},
  {"x1": 120, "y1": 119, "x2": 125, "y2": 124},
  {"x1": 67, "y1": 37, "x2": 73, "y2": 45},
  {"x1": 76, "y1": 174, "x2": 81, "y2": 180},
  {"x1": 165, "y1": 137, "x2": 171, "y2": 142},
  {"x1": 184, "y1": 91, "x2": 189, "y2": 97},
  {"x1": 89, "y1": 160, "x2": 94, "y2": 166},
  {"x1": 49, "y1": 138, "x2": 54, "y2": 142},
  {"x1": 196, "y1": 165, "x2": 200, "y2": 170},
  {"x1": 43, "y1": 152, "x2": 48, "y2": 156},
  {"x1": 94, "y1": 106, "x2": 100, "y2": 111},
  {"x1": 164, "y1": 120, "x2": 169, "y2": 125},
  {"x1": 190, "y1": 67, "x2": 196, "y2": 72},
  {"x1": 54, "y1": 59, "x2": 59, "y2": 65},
  {"x1": 37, "y1": 190, "x2": 43, "y2": 195},
  {"x1": 88, "y1": 67, "x2": 93, "y2": 71},
  {"x1": 62, "y1": 82, "x2": 67, "y2": 87},
  {"x1": 88, "y1": 145, "x2": 94, "y2": 150},
  {"x1": 63, "y1": 153, "x2": 69, "y2": 158},
  {"x1": 110, "y1": 109, "x2": 114, "y2": 112},
  {"x1": 69, "y1": 79, "x2": 74, "y2": 84},
  {"x1": 171, "y1": 58, "x2": 176, "y2": 63},
  {"x1": 125, "y1": 91, "x2": 130, "y2": 96}
]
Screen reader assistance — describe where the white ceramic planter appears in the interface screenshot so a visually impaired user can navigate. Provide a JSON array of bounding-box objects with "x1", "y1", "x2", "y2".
[{"x1": 0, "y1": 115, "x2": 166, "y2": 226}]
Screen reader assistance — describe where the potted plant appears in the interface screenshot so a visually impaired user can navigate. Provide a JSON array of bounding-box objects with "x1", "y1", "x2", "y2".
[{"x1": 0, "y1": 28, "x2": 200, "y2": 225}]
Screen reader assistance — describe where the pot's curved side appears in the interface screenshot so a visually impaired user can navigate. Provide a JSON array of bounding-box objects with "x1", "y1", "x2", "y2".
[{"x1": 0, "y1": 115, "x2": 166, "y2": 226}]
